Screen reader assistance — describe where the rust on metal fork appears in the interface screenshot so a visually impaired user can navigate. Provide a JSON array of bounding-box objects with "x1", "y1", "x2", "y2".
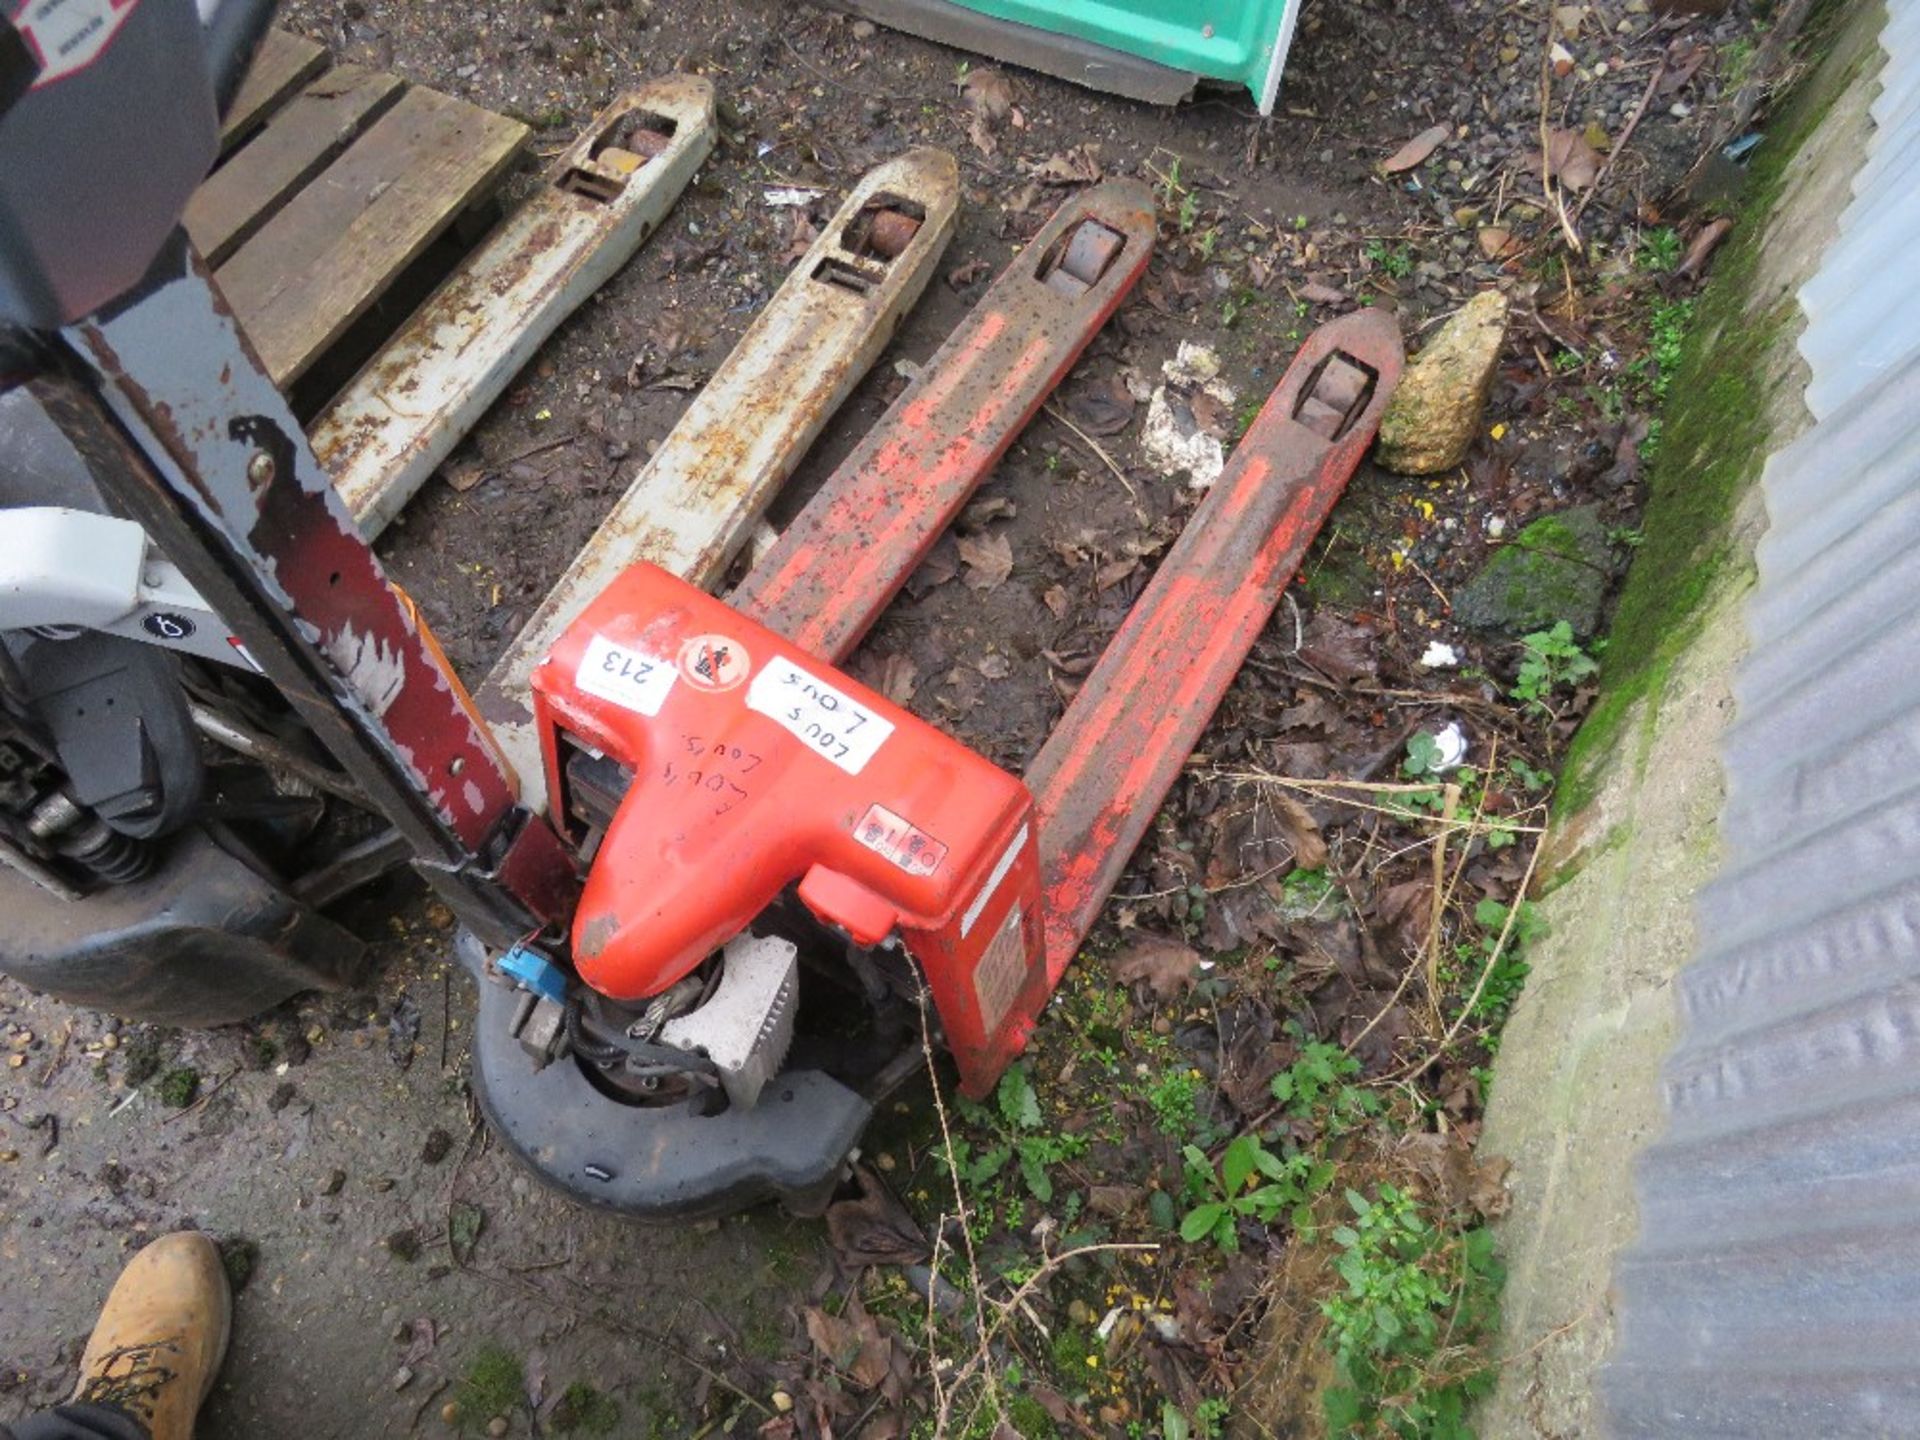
[
  {"x1": 731, "y1": 178, "x2": 1158, "y2": 666},
  {"x1": 1025, "y1": 308, "x2": 1406, "y2": 978}
]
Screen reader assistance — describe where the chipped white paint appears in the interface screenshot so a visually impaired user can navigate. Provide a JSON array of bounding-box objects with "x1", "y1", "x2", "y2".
[
  {"x1": 324, "y1": 623, "x2": 407, "y2": 717},
  {"x1": 318, "y1": 77, "x2": 720, "y2": 538},
  {"x1": 480, "y1": 148, "x2": 963, "y2": 809}
]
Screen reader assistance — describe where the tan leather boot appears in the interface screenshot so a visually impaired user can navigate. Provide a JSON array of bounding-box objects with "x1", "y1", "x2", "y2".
[{"x1": 70, "y1": 1232, "x2": 232, "y2": 1440}]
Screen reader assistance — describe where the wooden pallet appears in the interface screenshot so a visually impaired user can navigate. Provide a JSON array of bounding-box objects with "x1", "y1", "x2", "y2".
[{"x1": 184, "y1": 31, "x2": 529, "y2": 393}]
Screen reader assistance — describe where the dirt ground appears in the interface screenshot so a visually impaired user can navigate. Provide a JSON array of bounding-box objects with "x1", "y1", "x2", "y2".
[{"x1": 1, "y1": 0, "x2": 1769, "y2": 1433}]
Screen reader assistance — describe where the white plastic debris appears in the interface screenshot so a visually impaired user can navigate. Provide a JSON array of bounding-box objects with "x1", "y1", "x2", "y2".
[
  {"x1": 1142, "y1": 342, "x2": 1238, "y2": 491},
  {"x1": 1096, "y1": 1306, "x2": 1125, "y2": 1341},
  {"x1": 1486, "y1": 515, "x2": 1507, "y2": 539},
  {"x1": 762, "y1": 186, "x2": 826, "y2": 207},
  {"x1": 1432, "y1": 720, "x2": 1470, "y2": 772},
  {"x1": 1420, "y1": 641, "x2": 1460, "y2": 669}
]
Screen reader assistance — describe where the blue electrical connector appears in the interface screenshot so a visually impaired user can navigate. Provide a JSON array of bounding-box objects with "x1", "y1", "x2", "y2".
[{"x1": 498, "y1": 943, "x2": 568, "y2": 1004}]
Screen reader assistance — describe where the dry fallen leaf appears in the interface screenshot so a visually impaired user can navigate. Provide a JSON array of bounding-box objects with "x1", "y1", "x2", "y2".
[
  {"x1": 1381, "y1": 122, "x2": 1451, "y2": 174},
  {"x1": 957, "y1": 530, "x2": 1013, "y2": 590},
  {"x1": 1272, "y1": 794, "x2": 1328, "y2": 870},
  {"x1": 1544, "y1": 127, "x2": 1601, "y2": 190},
  {"x1": 1042, "y1": 584, "x2": 1072, "y2": 618},
  {"x1": 824, "y1": 1164, "x2": 928, "y2": 1269},
  {"x1": 874, "y1": 652, "x2": 917, "y2": 706},
  {"x1": 959, "y1": 68, "x2": 1014, "y2": 155},
  {"x1": 804, "y1": 1302, "x2": 893, "y2": 1390},
  {"x1": 1550, "y1": 39, "x2": 1575, "y2": 76},
  {"x1": 975, "y1": 653, "x2": 1012, "y2": 680},
  {"x1": 1111, "y1": 936, "x2": 1204, "y2": 1000},
  {"x1": 1477, "y1": 225, "x2": 1521, "y2": 260}
]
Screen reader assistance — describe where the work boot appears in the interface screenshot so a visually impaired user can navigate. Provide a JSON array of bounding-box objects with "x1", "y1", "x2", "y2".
[{"x1": 69, "y1": 1232, "x2": 231, "y2": 1440}]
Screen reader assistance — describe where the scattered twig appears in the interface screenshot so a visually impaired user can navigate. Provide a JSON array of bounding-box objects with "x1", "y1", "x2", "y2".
[
  {"x1": 36, "y1": 1020, "x2": 69, "y2": 1088},
  {"x1": 1425, "y1": 782, "x2": 1464, "y2": 1022},
  {"x1": 1042, "y1": 401, "x2": 1140, "y2": 504},
  {"x1": 1386, "y1": 834, "x2": 1545, "y2": 1087},
  {"x1": 1571, "y1": 60, "x2": 1668, "y2": 225}
]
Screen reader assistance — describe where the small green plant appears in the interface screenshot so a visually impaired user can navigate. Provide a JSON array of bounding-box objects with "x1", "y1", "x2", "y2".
[
  {"x1": 1648, "y1": 298, "x2": 1695, "y2": 399},
  {"x1": 1178, "y1": 189, "x2": 1202, "y2": 233},
  {"x1": 1320, "y1": 1186, "x2": 1502, "y2": 1439},
  {"x1": 457, "y1": 1345, "x2": 526, "y2": 1430},
  {"x1": 1195, "y1": 226, "x2": 1220, "y2": 260},
  {"x1": 1146, "y1": 1067, "x2": 1205, "y2": 1135},
  {"x1": 1456, "y1": 897, "x2": 1545, "y2": 1026},
  {"x1": 1270, "y1": 1032, "x2": 1379, "y2": 1134},
  {"x1": 1364, "y1": 240, "x2": 1415, "y2": 279},
  {"x1": 1279, "y1": 867, "x2": 1339, "y2": 919},
  {"x1": 1162, "y1": 1396, "x2": 1232, "y2": 1440},
  {"x1": 551, "y1": 1381, "x2": 621, "y2": 1436},
  {"x1": 1504, "y1": 757, "x2": 1552, "y2": 794},
  {"x1": 1636, "y1": 226, "x2": 1683, "y2": 272},
  {"x1": 1179, "y1": 1135, "x2": 1332, "y2": 1253},
  {"x1": 157, "y1": 1067, "x2": 199, "y2": 1108},
  {"x1": 1511, "y1": 621, "x2": 1600, "y2": 717},
  {"x1": 952, "y1": 1062, "x2": 1086, "y2": 1204}
]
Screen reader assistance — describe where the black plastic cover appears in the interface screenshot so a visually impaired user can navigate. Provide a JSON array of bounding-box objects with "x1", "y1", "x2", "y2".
[
  {"x1": 0, "y1": 825, "x2": 366, "y2": 1024},
  {"x1": 462, "y1": 932, "x2": 871, "y2": 1221}
]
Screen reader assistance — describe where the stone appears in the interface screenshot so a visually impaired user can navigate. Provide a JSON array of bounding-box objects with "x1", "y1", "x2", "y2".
[
  {"x1": 1376, "y1": 290, "x2": 1510, "y2": 475},
  {"x1": 1454, "y1": 506, "x2": 1614, "y2": 639}
]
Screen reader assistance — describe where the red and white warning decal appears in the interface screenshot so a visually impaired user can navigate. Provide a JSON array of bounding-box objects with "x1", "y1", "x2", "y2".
[
  {"x1": 853, "y1": 803, "x2": 948, "y2": 878},
  {"x1": 677, "y1": 633, "x2": 750, "y2": 692},
  {"x1": 973, "y1": 904, "x2": 1029, "y2": 1035},
  {"x1": 14, "y1": 0, "x2": 139, "y2": 88}
]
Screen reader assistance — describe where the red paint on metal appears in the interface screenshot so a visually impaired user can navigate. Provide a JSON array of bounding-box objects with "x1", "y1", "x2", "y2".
[
  {"x1": 530, "y1": 565, "x2": 1041, "y2": 1096},
  {"x1": 734, "y1": 179, "x2": 1157, "y2": 665},
  {"x1": 1025, "y1": 308, "x2": 1405, "y2": 979}
]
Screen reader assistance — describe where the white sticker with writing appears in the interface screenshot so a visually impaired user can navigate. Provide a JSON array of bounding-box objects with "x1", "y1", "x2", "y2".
[
  {"x1": 576, "y1": 634, "x2": 677, "y2": 717},
  {"x1": 747, "y1": 655, "x2": 893, "y2": 775},
  {"x1": 16, "y1": 0, "x2": 138, "y2": 88}
]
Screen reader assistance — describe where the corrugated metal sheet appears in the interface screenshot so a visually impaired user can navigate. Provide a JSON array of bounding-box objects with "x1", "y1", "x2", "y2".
[{"x1": 1604, "y1": 4, "x2": 1920, "y2": 1434}]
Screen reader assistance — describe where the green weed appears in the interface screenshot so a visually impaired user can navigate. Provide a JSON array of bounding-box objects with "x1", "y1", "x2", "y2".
[
  {"x1": 952, "y1": 1062, "x2": 1086, "y2": 1204},
  {"x1": 1321, "y1": 1186, "x2": 1502, "y2": 1439},
  {"x1": 1511, "y1": 621, "x2": 1600, "y2": 717},
  {"x1": 1364, "y1": 240, "x2": 1416, "y2": 279},
  {"x1": 1270, "y1": 1033, "x2": 1380, "y2": 1134},
  {"x1": 1636, "y1": 227, "x2": 1683, "y2": 272},
  {"x1": 1179, "y1": 1135, "x2": 1333, "y2": 1253}
]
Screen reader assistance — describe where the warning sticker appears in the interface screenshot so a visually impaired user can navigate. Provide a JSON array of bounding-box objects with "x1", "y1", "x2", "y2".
[
  {"x1": 853, "y1": 804, "x2": 948, "y2": 878},
  {"x1": 14, "y1": 0, "x2": 139, "y2": 89},
  {"x1": 677, "y1": 633, "x2": 750, "y2": 692},
  {"x1": 576, "y1": 634, "x2": 677, "y2": 717},
  {"x1": 746, "y1": 655, "x2": 893, "y2": 775},
  {"x1": 973, "y1": 904, "x2": 1030, "y2": 1035}
]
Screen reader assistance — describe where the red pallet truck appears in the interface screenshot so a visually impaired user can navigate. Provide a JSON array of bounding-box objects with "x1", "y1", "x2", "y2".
[{"x1": 0, "y1": 0, "x2": 1401, "y2": 1219}]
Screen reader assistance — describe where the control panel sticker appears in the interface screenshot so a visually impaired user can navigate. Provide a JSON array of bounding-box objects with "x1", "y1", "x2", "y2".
[
  {"x1": 576, "y1": 634, "x2": 677, "y2": 717},
  {"x1": 974, "y1": 904, "x2": 1028, "y2": 1036},
  {"x1": 854, "y1": 803, "x2": 948, "y2": 878},
  {"x1": 678, "y1": 633, "x2": 750, "y2": 692},
  {"x1": 747, "y1": 655, "x2": 894, "y2": 775}
]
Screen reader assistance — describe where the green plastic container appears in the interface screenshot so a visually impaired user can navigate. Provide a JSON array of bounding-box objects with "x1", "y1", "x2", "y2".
[{"x1": 954, "y1": 0, "x2": 1301, "y2": 109}]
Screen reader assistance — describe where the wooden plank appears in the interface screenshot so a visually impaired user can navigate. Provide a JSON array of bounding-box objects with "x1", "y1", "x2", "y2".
[
  {"x1": 187, "y1": 67, "x2": 406, "y2": 267},
  {"x1": 215, "y1": 88, "x2": 528, "y2": 388},
  {"x1": 219, "y1": 30, "x2": 329, "y2": 153}
]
